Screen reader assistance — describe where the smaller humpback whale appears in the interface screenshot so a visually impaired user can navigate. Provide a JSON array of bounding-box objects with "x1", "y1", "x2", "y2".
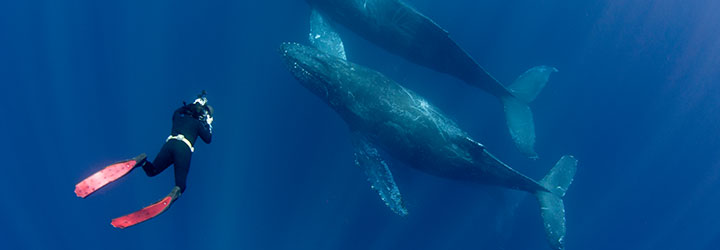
[
  {"x1": 279, "y1": 42, "x2": 577, "y2": 250},
  {"x1": 306, "y1": 0, "x2": 558, "y2": 158}
]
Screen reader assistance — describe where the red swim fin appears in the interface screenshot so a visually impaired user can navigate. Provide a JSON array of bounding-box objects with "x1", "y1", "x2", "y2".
[
  {"x1": 110, "y1": 186, "x2": 181, "y2": 229},
  {"x1": 111, "y1": 196, "x2": 173, "y2": 229},
  {"x1": 75, "y1": 154, "x2": 147, "y2": 198}
]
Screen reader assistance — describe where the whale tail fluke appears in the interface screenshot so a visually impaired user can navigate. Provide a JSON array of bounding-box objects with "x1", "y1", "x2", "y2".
[
  {"x1": 534, "y1": 155, "x2": 577, "y2": 250},
  {"x1": 501, "y1": 66, "x2": 558, "y2": 159}
]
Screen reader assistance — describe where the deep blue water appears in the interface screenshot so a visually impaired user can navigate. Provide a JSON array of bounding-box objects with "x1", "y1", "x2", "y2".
[{"x1": 1, "y1": 0, "x2": 719, "y2": 250}]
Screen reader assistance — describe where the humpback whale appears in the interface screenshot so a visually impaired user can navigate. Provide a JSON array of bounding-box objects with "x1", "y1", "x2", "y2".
[
  {"x1": 279, "y1": 42, "x2": 577, "y2": 250},
  {"x1": 306, "y1": 0, "x2": 558, "y2": 158}
]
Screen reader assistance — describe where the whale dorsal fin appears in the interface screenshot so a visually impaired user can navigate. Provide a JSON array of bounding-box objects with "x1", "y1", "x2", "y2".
[
  {"x1": 351, "y1": 132, "x2": 408, "y2": 216},
  {"x1": 309, "y1": 10, "x2": 347, "y2": 60}
]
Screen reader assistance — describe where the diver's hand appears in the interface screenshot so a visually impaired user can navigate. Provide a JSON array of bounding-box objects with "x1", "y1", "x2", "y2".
[
  {"x1": 206, "y1": 115, "x2": 214, "y2": 125},
  {"x1": 204, "y1": 115, "x2": 214, "y2": 134}
]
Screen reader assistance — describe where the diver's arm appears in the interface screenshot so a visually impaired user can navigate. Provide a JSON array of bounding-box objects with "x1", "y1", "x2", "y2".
[{"x1": 199, "y1": 116, "x2": 213, "y2": 144}]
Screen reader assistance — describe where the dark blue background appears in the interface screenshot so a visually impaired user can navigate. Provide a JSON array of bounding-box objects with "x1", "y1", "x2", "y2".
[{"x1": 1, "y1": 0, "x2": 719, "y2": 249}]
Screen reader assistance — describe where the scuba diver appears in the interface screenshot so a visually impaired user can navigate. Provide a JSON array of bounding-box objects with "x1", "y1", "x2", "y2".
[{"x1": 74, "y1": 90, "x2": 214, "y2": 229}]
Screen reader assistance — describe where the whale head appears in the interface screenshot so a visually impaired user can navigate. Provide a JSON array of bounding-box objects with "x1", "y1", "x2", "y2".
[{"x1": 280, "y1": 42, "x2": 353, "y2": 107}]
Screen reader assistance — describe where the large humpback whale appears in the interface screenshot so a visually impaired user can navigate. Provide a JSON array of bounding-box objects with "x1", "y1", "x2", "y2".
[
  {"x1": 306, "y1": 0, "x2": 558, "y2": 158},
  {"x1": 280, "y1": 42, "x2": 577, "y2": 250}
]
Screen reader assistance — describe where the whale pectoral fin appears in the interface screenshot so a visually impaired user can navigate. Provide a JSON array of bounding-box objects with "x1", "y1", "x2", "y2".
[
  {"x1": 309, "y1": 9, "x2": 347, "y2": 60},
  {"x1": 351, "y1": 133, "x2": 408, "y2": 216}
]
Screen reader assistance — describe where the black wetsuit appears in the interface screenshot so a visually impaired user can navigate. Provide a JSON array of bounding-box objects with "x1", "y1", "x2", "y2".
[{"x1": 142, "y1": 104, "x2": 212, "y2": 193}]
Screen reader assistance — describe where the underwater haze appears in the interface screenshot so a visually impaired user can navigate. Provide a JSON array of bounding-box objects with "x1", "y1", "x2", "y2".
[{"x1": 1, "y1": 0, "x2": 719, "y2": 250}]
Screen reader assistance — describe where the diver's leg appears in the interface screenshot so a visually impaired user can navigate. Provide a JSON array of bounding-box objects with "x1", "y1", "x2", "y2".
[
  {"x1": 142, "y1": 143, "x2": 174, "y2": 177},
  {"x1": 172, "y1": 143, "x2": 193, "y2": 193}
]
